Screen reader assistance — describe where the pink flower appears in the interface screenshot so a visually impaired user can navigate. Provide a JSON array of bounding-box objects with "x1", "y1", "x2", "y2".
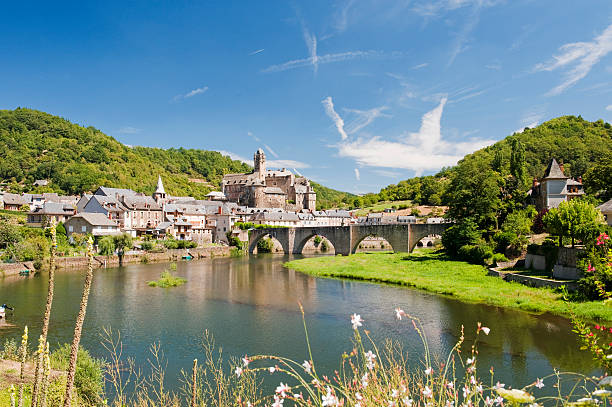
[
  {"x1": 587, "y1": 264, "x2": 596, "y2": 273},
  {"x1": 276, "y1": 382, "x2": 291, "y2": 397},
  {"x1": 235, "y1": 367, "x2": 243, "y2": 377},
  {"x1": 395, "y1": 307, "x2": 406, "y2": 320},
  {"x1": 535, "y1": 378, "x2": 545, "y2": 389}
]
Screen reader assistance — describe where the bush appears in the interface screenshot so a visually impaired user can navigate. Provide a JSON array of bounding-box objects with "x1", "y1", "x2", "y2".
[
  {"x1": 441, "y1": 219, "x2": 480, "y2": 257},
  {"x1": 0, "y1": 338, "x2": 19, "y2": 360},
  {"x1": 140, "y1": 241, "x2": 154, "y2": 251},
  {"x1": 491, "y1": 253, "x2": 509, "y2": 266},
  {"x1": 50, "y1": 344, "x2": 105, "y2": 405},
  {"x1": 163, "y1": 240, "x2": 179, "y2": 250},
  {"x1": 313, "y1": 236, "x2": 322, "y2": 246},
  {"x1": 458, "y1": 242, "x2": 493, "y2": 265},
  {"x1": 320, "y1": 240, "x2": 329, "y2": 252},
  {"x1": 33, "y1": 259, "x2": 43, "y2": 270},
  {"x1": 257, "y1": 238, "x2": 274, "y2": 253},
  {"x1": 493, "y1": 231, "x2": 515, "y2": 254}
]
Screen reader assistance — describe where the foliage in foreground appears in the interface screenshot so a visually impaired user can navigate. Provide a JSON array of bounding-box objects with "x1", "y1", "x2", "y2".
[
  {"x1": 285, "y1": 251, "x2": 612, "y2": 322},
  {"x1": 89, "y1": 310, "x2": 611, "y2": 406}
]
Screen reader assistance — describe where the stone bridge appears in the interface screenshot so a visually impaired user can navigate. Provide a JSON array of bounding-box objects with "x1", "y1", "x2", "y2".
[{"x1": 248, "y1": 223, "x2": 450, "y2": 255}]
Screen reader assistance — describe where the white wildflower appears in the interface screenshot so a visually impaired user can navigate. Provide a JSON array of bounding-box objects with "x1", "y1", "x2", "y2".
[{"x1": 351, "y1": 313, "x2": 364, "y2": 330}]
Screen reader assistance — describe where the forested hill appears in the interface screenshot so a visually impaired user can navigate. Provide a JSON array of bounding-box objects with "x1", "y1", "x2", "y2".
[
  {"x1": 0, "y1": 108, "x2": 350, "y2": 207},
  {"x1": 374, "y1": 115, "x2": 612, "y2": 206}
]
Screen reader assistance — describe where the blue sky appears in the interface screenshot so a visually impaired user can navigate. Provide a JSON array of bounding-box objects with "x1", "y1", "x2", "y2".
[{"x1": 1, "y1": 1, "x2": 611, "y2": 193}]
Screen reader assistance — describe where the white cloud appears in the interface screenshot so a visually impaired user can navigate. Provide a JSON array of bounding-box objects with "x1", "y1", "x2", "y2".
[
  {"x1": 606, "y1": 105, "x2": 612, "y2": 111},
  {"x1": 335, "y1": 97, "x2": 495, "y2": 174},
  {"x1": 118, "y1": 126, "x2": 142, "y2": 134},
  {"x1": 248, "y1": 131, "x2": 261, "y2": 142},
  {"x1": 354, "y1": 168, "x2": 360, "y2": 181},
  {"x1": 302, "y1": 25, "x2": 319, "y2": 74},
  {"x1": 264, "y1": 144, "x2": 279, "y2": 158},
  {"x1": 217, "y1": 151, "x2": 310, "y2": 169},
  {"x1": 534, "y1": 23, "x2": 612, "y2": 96},
  {"x1": 334, "y1": 0, "x2": 356, "y2": 32},
  {"x1": 262, "y1": 50, "x2": 382, "y2": 73},
  {"x1": 485, "y1": 62, "x2": 502, "y2": 70},
  {"x1": 218, "y1": 150, "x2": 250, "y2": 164},
  {"x1": 344, "y1": 106, "x2": 391, "y2": 134},
  {"x1": 321, "y1": 96, "x2": 348, "y2": 140},
  {"x1": 249, "y1": 49, "x2": 265, "y2": 56},
  {"x1": 173, "y1": 86, "x2": 208, "y2": 101},
  {"x1": 413, "y1": 63, "x2": 429, "y2": 69},
  {"x1": 267, "y1": 159, "x2": 310, "y2": 169}
]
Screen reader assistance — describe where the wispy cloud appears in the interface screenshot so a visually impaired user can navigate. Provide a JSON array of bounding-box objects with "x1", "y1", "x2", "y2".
[
  {"x1": 354, "y1": 168, "x2": 360, "y2": 181},
  {"x1": 218, "y1": 150, "x2": 310, "y2": 169},
  {"x1": 262, "y1": 50, "x2": 383, "y2": 73},
  {"x1": 248, "y1": 131, "x2": 261, "y2": 142},
  {"x1": 373, "y1": 169, "x2": 401, "y2": 178},
  {"x1": 514, "y1": 107, "x2": 545, "y2": 133},
  {"x1": 344, "y1": 106, "x2": 391, "y2": 134},
  {"x1": 335, "y1": 0, "x2": 356, "y2": 32},
  {"x1": 321, "y1": 96, "x2": 348, "y2": 140},
  {"x1": 249, "y1": 49, "x2": 265, "y2": 56},
  {"x1": 301, "y1": 24, "x2": 319, "y2": 74},
  {"x1": 606, "y1": 105, "x2": 612, "y2": 111},
  {"x1": 118, "y1": 126, "x2": 142, "y2": 134},
  {"x1": 264, "y1": 144, "x2": 279, "y2": 158},
  {"x1": 173, "y1": 86, "x2": 208, "y2": 101},
  {"x1": 485, "y1": 61, "x2": 502, "y2": 70},
  {"x1": 534, "y1": 23, "x2": 612, "y2": 96},
  {"x1": 333, "y1": 97, "x2": 495, "y2": 175},
  {"x1": 413, "y1": 63, "x2": 429, "y2": 69}
]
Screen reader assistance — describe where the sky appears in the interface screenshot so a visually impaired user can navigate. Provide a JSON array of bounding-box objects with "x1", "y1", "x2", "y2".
[{"x1": 1, "y1": 1, "x2": 611, "y2": 194}]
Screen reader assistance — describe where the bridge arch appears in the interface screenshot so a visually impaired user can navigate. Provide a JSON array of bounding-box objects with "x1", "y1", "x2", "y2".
[
  {"x1": 293, "y1": 228, "x2": 342, "y2": 255},
  {"x1": 408, "y1": 224, "x2": 450, "y2": 252},
  {"x1": 350, "y1": 224, "x2": 411, "y2": 254},
  {"x1": 248, "y1": 228, "x2": 291, "y2": 254},
  {"x1": 352, "y1": 234, "x2": 394, "y2": 253},
  {"x1": 294, "y1": 233, "x2": 336, "y2": 254}
]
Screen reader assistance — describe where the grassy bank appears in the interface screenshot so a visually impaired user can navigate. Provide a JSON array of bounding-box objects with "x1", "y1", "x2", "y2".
[{"x1": 285, "y1": 250, "x2": 612, "y2": 322}]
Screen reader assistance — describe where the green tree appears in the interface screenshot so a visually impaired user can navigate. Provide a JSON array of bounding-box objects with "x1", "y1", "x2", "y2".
[
  {"x1": 446, "y1": 156, "x2": 502, "y2": 230},
  {"x1": 500, "y1": 209, "x2": 532, "y2": 251},
  {"x1": 441, "y1": 219, "x2": 481, "y2": 257},
  {"x1": 583, "y1": 160, "x2": 612, "y2": 201},
  {"x1": 112, "y1": 234, "x2": 133, "y2": 266},
  {"x1": 509, "y1": 138, "x2": 527, "y2": 188},
  {"x1": 0, "y1": 221, "x2": 21, "y2": 249},
  {"x1": 544, "y1": 200, "x2": 603, "y2": 247},
  {"x1": 98, "y1": 236, "x2": 115, "y2": 257}
]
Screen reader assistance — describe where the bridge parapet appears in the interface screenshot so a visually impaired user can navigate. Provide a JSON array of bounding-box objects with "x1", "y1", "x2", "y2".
[{"x1": 247, "y1": 223, "x2": 451, "y2": 255}]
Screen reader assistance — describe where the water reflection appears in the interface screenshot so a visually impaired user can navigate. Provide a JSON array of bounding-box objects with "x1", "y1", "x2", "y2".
[{"x1": 0, "y1": 254, "x2": 596, "y2": 392}]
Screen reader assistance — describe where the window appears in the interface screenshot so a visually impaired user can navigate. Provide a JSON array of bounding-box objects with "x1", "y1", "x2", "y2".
[
  {"x1": 69, "y1": 225, "x2": 73, "y2": 232},
  {"x1": 81, "y1": 226, "x2": 87, "y2": 232}
]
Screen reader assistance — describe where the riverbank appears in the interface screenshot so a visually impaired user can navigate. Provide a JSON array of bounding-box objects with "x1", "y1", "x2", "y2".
[
  {"x1": 284, "y1": 250, "x2": 612, "y2": 322},
  {"x1": 0, "y1": 245, "x2": 231, "y2": 277}
]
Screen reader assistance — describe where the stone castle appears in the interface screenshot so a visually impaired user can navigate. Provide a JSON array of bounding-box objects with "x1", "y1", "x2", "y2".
[{"x1": 222, "y1": 149, "x2": 316, "y2": 210}]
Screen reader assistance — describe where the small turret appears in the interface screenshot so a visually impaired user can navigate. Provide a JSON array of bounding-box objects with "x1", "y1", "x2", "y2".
[{"x1": 153, "y1": 175, "x2": 167, "y2": 203}]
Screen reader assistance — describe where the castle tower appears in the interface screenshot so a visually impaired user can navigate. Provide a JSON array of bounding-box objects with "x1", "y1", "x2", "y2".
[
  {"x1": 153, "y1": 175, "x2": 167, "y2": 204},
  {"x1": 254, "y1": 148, "x2": 266, "y2": 180}
]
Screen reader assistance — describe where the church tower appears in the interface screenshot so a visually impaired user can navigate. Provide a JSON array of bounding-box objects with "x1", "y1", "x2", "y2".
[
  {"x1": 254, "y1": 148, "x2": 266, "y2": 180},
  {"x1": 153, "y1": 175, "x2": 167, "y2": 204}
]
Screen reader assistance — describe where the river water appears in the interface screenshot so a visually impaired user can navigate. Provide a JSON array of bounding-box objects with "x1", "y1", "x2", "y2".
[{"x1": 0, "y1": 254, "x2": 596, "y2": 394}]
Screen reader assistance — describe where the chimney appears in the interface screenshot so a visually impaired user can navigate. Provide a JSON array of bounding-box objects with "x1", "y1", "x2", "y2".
[{"x1": 218, "y1": 206, "x2": 222, "y2": 215}]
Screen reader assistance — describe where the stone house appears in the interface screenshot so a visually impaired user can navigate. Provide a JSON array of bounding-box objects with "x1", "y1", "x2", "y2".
[
  {"x1": 598, "y1": 198, "x2": 612, "y2": 226},
  {"x1": 27, "y1": 202, "x2": 75, "y2": 227},
  {"x1": 2, "y1": 193, "x2": 29, "y2": 211},
  {"x1": 530, "y1": 158, "x2": 585, "y2": 211},
  {"x1": 64, "y1": 213, "x2": 120, "y2": 237},
  {"x1": 222, "y1": 149, "x2": 316, "y2": 210}
]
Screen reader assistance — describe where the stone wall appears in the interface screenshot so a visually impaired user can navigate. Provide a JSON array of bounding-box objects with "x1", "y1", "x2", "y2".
[
  {"x1": 0, "y1": 246, "x2": 230, "y2": 277},
  {"x1": 488, "y1": 267, "x2": 578, "y2": 291},
  {"x1": 524, "y1": 254, "x2": 546, "y2": 271}
]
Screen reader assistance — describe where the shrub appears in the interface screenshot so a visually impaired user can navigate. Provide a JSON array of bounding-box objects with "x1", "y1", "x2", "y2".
[
  {"x1": 50, "y1": 344, "x2": 105, "y2": 405},
  {"x1": 148, "y1": 270, "x2": 187, "y2": 288},
  {"x1": 458, "y1": 242, "x2": 493, "y2": 265},
  {"x1": 493, "y1": 231, "x2": 515, "y2": 254},
  {"x1": 313, "y1": 236, "x2": 322, "y2": 246},
  {"x1": 320, "y1": 240, "x2": 329, "y2": 252},
  {"x1": 0, "y1": 338, "x2": 19, "y2": 360},
  {"x1": 163, "y1": 240, "x2": 179, "y2": 250},
  {"x1": 33, "y1": 259, "x2": 43, "y2": 270},
  {"x1": 491, "y1": 253, "x2": 508, "y2": 266},
  {"x1": 442, "y1": 219, "x2": 480, "y2": 257},
  {"x1": 257, "y1": 238, "x2": 274, "y2": 253},
  {"x1": 140, "y1": 241, "x2": 154, "y2": 251}
]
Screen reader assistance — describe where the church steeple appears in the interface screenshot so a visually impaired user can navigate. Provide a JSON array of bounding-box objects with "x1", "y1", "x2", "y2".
[{"x1": 153, "y1": 175, "x2": 167, "y2": 203}]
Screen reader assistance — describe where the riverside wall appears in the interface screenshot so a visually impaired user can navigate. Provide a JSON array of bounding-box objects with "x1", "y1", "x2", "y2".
[{"x1": 0, "y1": 245, "x2": 231, "y2": 277}]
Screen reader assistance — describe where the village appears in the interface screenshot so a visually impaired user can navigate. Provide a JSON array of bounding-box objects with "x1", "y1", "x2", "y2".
[{"x1": 0, "y1": 149, "x2": 450, "y2": 249}]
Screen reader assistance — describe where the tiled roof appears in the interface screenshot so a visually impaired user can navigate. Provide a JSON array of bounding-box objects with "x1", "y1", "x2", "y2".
[
  {"x1": 543, "y1": 158, "x2": 568, "y2": 179},
  {"x1": 70, "y1": 213, "x2": 118, "y2": 227},
  {"x1": 597, "y1": 198, "x2": 612, "y2": 213}
]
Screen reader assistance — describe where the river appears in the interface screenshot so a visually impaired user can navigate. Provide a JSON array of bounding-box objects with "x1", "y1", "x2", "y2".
[{"x1": 0, "y1": 254, "x2": 596, "y2": 395}]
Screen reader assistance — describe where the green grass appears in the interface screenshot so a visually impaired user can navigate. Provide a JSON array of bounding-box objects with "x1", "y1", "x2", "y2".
[
  {"x1": 147, "y1": 270, "x2": 187, "y2": 288},
  {"x1": 353, "y1": 200, "x2": 413, "y2": 217},
  {"x1": 284, "y1": 250, "x2": 612, "y2": 322}
]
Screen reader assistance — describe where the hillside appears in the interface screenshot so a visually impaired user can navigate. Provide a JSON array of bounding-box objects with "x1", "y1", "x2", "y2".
[
  {"x1": 378, "y1": 116, "x2": 612, "y2": 205},
  {"x1": 0, "y1": 108, "x2": 350, "y2": 207}
]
